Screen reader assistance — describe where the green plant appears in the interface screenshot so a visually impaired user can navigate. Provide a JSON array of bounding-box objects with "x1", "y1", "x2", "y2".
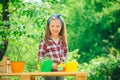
[
  {"x1": 67, "y1": 49, "x2": 80, "y2": 62},
  {"x1": 78, "y1": 54, "x2": 120, "y2": 80},
  {"x1": 6, "y1": 38, "x2": 29, "y2": 61}
]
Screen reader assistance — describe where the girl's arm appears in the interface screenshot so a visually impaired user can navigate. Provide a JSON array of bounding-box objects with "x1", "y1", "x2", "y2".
[
  {"x1": 61, "y1": 45, "x2": 68, "y2": 62},
  {"x1": 38, "y1": 39, "x2": 46, "y2": 61}
]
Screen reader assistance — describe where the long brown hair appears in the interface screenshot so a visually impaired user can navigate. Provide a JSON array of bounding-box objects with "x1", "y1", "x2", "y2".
[{"x1": 44, "y1": 15, "x2": 67, "y2": 46}]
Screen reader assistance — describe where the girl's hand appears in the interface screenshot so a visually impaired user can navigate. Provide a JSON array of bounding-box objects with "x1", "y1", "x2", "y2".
[
  {"x1": 52, "y1": 65, "x2": 58, "y2": 70},
  {"x1": 52, "y1": 63, "x2": 58, "y2": 71}
]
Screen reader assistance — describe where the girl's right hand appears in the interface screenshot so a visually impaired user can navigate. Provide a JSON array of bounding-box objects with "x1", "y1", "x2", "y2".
[
  {"x1": 52, "y1": 63, "x2": 58, "y2": 71},
  {"x1": 52, "y1": 65, "x2": 58, "y2": 71}
]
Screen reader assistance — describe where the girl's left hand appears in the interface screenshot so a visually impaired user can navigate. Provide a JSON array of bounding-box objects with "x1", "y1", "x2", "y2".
[
  {"x1": 52, "y1": 65, "x2": 58, "y2": 71},
  {"x1": 52, "y1": 63, "x2": 58, "y2": 71}
]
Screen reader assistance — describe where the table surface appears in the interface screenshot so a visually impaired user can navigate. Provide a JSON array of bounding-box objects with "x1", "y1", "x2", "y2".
[{"x1": 0, "y1": 72, "x2": 86, "y2": 76}]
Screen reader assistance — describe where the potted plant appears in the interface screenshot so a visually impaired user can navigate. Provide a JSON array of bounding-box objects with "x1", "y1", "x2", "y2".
[
  {"x1": 10, "y1": 52, "x2": 25, "y2": 73},
  {"x1": 11, "y1": 61, "x2": 25, "y2": 73},
  {"x1": 8, "y1": 40, "x2": 26, "y2": 73}
]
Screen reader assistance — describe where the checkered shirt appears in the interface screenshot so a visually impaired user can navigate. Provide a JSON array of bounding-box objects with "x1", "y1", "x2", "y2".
[{"x1": 38, "y1": 38, "x2": 68, "y2": 64}]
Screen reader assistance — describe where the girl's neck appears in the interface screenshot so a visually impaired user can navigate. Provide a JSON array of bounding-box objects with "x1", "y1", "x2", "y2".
[
  {"x1": 51, "y1": 35, "x2": 60, "y2": 44},
  {"x1": 51, "y1": 35, "x2": 59, "y2": 39}
]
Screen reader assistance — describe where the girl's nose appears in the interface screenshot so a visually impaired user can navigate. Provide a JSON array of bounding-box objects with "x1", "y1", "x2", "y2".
[{"x1": 54, "y1": 27, "x2": 57, "y2": 30}]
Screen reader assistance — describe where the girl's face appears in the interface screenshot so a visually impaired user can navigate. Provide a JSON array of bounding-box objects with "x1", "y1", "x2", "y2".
[{"x1": 49, "y1": 19, "x2": 62, "y2": 37}]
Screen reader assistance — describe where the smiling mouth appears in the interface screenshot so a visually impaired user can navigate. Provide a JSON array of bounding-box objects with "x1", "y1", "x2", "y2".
[{"x1": 53, "y1": 31, "x2": 58, "y2": 33}]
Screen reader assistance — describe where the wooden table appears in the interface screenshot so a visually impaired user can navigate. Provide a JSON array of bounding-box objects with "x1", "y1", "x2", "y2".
[{"x1": 0, "y1": 72, "x2": 87, "y2": 80}]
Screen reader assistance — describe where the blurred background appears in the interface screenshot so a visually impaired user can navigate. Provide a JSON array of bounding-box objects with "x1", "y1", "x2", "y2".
[{"x1": 0, "y1": 0, "x2": 120, "y2": 80}]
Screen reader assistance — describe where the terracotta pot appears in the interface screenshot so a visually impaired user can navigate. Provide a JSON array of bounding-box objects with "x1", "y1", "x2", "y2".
[{"x1": 11, "y1": 61, "x2": 24, "y2": 73}]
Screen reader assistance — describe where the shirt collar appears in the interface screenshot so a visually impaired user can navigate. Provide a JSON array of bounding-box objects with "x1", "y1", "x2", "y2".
[{"x1": 48, "y1": 36, "x2": 62, "y2": 44}]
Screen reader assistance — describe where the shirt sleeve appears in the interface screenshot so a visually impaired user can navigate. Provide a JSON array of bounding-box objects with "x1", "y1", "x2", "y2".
[
  {"x1": 38, "y1": 39, "x2": 46, "y2": 61},
  {"x1": 61, "y1": 45, "x2": 68, "y2": 62}
]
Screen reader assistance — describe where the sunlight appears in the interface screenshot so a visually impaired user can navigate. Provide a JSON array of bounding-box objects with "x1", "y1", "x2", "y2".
[{"x1": 24, "y1": 0, "x2": 42, "y2": 6}]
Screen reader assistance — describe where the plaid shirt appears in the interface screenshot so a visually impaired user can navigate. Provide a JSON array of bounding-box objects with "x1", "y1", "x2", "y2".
[{"x1": 38, "y1": 38, "x2": 68, "y2": 64}]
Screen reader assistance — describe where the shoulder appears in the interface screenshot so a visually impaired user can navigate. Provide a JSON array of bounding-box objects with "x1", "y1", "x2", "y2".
[{"x1": 59, "y1": 37, "x2": 67, "y2": 46}]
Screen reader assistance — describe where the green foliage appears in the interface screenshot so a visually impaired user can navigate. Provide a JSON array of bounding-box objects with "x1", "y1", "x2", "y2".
[
  {"x1": 66, "y1": 48, "x2": 120, "y2": 80},
  {"x1": 79, "y1": 54, "x2": 120, "y2": 80},
  {"x1": 111, "y1": 65, "x2": 120, "y2": 80},
  {"x1": 4, "y1": 0, "x2": 49, "y2": 62},
  {"x1": 6, "y1": 38, "x2": 28, "y2": 61},
  {"x1": 63, "y1": 0, "x2": 120, "y2": 63},
  {"x1": 8, "y1": 1, "x2": 47, "y2": 41},
  {"x1": 67, "y1": 49, "x2": 80, "y2": 62}
]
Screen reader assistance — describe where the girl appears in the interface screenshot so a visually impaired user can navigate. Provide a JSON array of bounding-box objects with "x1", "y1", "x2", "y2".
[{"x1": 38, "y1": 14, "x2": 68, "y2": 80}]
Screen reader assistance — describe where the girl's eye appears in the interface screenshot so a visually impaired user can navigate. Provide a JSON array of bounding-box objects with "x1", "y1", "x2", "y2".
[
  {"x1": 57, "y1": 25, "x2": 60, "y2": 27},
  {"x1": 51, "y1": 25, "x2": 54, "y2": 27}
]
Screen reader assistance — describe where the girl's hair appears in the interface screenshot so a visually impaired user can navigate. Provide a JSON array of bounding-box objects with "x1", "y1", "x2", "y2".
[{"x1": 44, "y1": 14, "x2": 67, "y2": 46}]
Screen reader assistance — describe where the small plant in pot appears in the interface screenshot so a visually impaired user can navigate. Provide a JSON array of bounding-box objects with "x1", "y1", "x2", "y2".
[
  {"x1": 10, "y1": 52, "x2": 25, "y2": 73},
  {"x1": 8, "y1": 40, "x2": 27, "y2": 73}
]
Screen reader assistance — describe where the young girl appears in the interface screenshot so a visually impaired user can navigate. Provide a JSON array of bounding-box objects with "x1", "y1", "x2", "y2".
[{"x1": 38, "y1": 14, "x2": 68, "y2": 80}]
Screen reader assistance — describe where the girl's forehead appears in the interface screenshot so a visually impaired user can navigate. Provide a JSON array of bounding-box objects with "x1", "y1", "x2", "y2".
[{"x1": 50, "y1": 19, "x2": 61, "y2": 25}]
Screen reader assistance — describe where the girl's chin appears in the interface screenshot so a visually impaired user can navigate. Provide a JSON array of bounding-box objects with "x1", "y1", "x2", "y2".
[
  {"x1": 52, "y1": 33, "x2": 59, "y2": 36},
  {"x1": 53, "y1": 34, "x2": 58, "y2": 36},
  {"x1": 52, "y1": 32, "x2": 59, "y2": 35}
]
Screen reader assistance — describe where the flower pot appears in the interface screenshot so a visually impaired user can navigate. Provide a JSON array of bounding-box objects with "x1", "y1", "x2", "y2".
[
  {"x1": 65, "y1": 62, "x2": 78, "y2": 72},
  {"x1": 11, "y1": 61, "x2": 24, "y2": 73}
]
